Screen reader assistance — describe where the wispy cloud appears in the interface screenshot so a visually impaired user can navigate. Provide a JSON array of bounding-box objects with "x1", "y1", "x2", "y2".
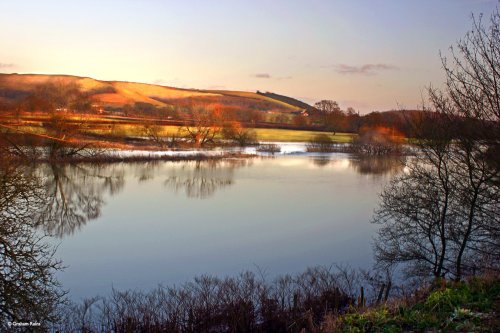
[
  {"x1": 0, "y1": 62, "x2": 15, "y2": 69},
  {"x1": 334, "y1": 63, "x2": 398, "y2": 75},
  {"x1": 253, "y1": 73, "x2": 271, "y2": 79},
  {"x1": 252, "y1": 73, "x2": 292, "y2": 80}
]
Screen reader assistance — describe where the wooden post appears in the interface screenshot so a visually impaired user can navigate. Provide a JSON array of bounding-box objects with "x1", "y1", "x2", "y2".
[
  {"x1": 376, "y1": 283, "x2": 386, "y2": 304},
  {"x1": 359, "y1": 286, "x2": 365, "y2": 308},
  {"x1": 383, "y1": 281, "x2": 391, "y2": 302}
]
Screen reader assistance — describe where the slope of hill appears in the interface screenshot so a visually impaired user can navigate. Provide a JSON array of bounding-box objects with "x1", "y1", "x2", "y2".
[
  {"x1": 256, "y1": 91, "x2": 315, "y2": 111},
  {"x1": 0, "y1": 73, "x2": 306, "y2": 113}
]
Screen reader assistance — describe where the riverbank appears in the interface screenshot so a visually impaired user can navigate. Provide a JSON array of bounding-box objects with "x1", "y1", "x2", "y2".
[
  {"x1": 0, "y1": 121, "x2": 356, "y2": 162},
  {"x1": 52, "y1": 271, "x2": 498, "y2": 332},
  {"x1": 332, "y1": 275, "x2": 499, "y2": 332},
  {"x1": 2, "y1": 149, "x2": 257, "y2": 164}
]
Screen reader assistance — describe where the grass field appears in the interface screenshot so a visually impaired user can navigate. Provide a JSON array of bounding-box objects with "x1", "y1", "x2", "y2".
[
  {"x1": 1, "y1": 114, "x2": 356, "y2": 144},
  {"x1": 84, "y1": 124, "x2": 355, "y2": 142},
  {"x1": 253, "y1": 128, "x2": 354, "y2": 142}
]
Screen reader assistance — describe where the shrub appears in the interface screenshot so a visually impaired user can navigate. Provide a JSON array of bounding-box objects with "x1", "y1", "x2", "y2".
[
  {"x1": 256, "y1": 143, "x2": 281, "y2": 153},
  {"x1": 352, "y1": 126, "x2": 404, "y2": 155},
  {"x1": 306, "y1": 133, "x2": 335, "y2": 152},
  {"x1": 222, "y1": 121, "x2": 257, "y2": 146},
  {"x1": 53, "y1": 267, "x2": 356, "y2": 332}
]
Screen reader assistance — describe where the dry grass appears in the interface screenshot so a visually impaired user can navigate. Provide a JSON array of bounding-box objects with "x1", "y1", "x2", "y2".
[
  {"x1": 207, "y1": 90, "x2": 300, "y2": 110},
  {"x1": 110, "y1": 81, "x2": 220, "y2": 108},
  {"x1": 0, "y1": 73, "x2": 301, "y2": 112},
  {"x1": 91, "y1": 92, "x2": 132, "y2": 105},
  {"x1": 75, "y1": 77, "x2": 110, "y2": 91}
]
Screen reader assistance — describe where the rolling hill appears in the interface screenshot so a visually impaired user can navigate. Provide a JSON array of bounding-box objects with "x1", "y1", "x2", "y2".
[{"x1": 0, "y1": 73, "x2": 306, "y2": 114}]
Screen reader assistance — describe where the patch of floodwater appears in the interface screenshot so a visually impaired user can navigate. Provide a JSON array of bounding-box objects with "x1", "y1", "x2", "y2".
[{"x1": 109, "y1": 142, "x2": 321, "y2": 157}]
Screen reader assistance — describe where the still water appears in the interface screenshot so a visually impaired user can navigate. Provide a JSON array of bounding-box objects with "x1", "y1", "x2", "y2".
[{"x1": 38, "y1": 152, "x2": 402, "y2": 299}]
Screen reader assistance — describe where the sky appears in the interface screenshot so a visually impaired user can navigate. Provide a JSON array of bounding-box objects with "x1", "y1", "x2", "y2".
[{"x1": 0, "y1": 0, "x2": 497, "y2": 113}]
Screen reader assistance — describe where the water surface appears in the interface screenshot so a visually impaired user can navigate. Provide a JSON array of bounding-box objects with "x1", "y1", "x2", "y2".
[{"x1": 39, "y1": 152, "x2": 402, "y2": 299}]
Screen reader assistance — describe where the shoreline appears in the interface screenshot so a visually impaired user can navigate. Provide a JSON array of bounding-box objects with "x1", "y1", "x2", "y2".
[{"x1": 3, "y1": 150, "x2": 257, "y2": 164}]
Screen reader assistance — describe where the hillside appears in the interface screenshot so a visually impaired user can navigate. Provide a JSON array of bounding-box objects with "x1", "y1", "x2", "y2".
[
  {"x1": 256, "y1": 91, "x2": 316, "y2": 111},
  {"x1": 0, "y1": 73, "x2": 306, "y2": 113}
]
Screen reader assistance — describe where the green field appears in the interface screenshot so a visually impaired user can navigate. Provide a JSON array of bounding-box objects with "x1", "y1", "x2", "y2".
[
  {"x1": 253, "y1": 128, "x2": 354, "y2": 143},
  {"x1": 2, "y1": 116, "x2": 356, "y2": 144},
  {"x1": 84, "y1": 124, "x2": 355, "y2": 142}
]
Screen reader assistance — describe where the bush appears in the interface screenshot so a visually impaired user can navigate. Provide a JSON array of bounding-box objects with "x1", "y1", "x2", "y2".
[
  {"x1": 256, "y1": 143, "x2": 281, "y2": 153},
  {"x1": 306, "y1": 133, "x2": 335, "y2": 152},
  {"x1": 352, "y1": 126, "x2": 404, "y2": 155},
  {"x1": 53, "y1": 266, "x2": 356, "y2": 333},
  {"x1": 222, "y1": 121, "x2": 257, "y2": 146}
]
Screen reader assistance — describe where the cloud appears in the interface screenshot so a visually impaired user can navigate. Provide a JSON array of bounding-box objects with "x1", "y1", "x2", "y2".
[
  {"x1": 253, "y1": 73, "x2": 271, "y2": 79},
  {"x1": 252, "y1": 73, "x2": 292, "y2": 80},
  {"x1": 0, "y1": 62, "x2": 15, "y2": 69},
  {"x1": 334, "y1": 63, "x2": 398, "y2": 75}
]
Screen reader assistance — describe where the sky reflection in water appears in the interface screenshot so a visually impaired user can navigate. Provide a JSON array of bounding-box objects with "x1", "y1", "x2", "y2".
[{"x1": 45, "y1": 154, "x2": 402, "y2": 299}]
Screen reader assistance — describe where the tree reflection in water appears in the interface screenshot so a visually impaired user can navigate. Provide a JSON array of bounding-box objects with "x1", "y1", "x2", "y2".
[
  {"x1": 33, "y1": 163, "x2": 125, "y2": 238},
  {"x1": 312, "y1": 156, "x2": 332, "y2": 167},
  {"x1": 28, "y1": 159, "x2": 248, "y2": 239},
  {"x1": 164, "y1": 159, "x2": 250, "y2": 199},
  {"x1": 310, "y1": 154, "x2": 404, "y2": 176},
  {"x1": 349, "y1": 155, "x2": 405, "y2": 176},
  {"x1": 0, "y1": 158, "x2": 65, "y2": 328}
]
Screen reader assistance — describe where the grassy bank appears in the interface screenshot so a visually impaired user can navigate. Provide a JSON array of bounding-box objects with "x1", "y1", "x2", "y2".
[
  {"x1": 335, "y1": 276, "x2": 499, "y2": 333},
  {"x1": 51, "y1": 268, "x2": 498, "y2": 332}
]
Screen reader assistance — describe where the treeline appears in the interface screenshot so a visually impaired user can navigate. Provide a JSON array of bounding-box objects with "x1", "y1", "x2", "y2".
[
  {"x1": 0, "y1": 78, "x2": 426, "y2": 137},
  {"x1": 114, "y1": 100, "x2": 424, "y2": 137}
]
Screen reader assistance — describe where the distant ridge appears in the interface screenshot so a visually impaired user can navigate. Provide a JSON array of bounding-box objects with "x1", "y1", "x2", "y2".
[
  {"x1": 256, "y1": 91, "x2": 316, "y2": 111},
  {"x1": 0, "y1": 73, "x2": 310, "y2": 114}
]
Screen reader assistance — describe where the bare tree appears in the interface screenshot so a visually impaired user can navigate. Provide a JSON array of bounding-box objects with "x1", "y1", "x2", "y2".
[
  {"x1": 373, "y1": 12, "x2": 500, "y2": 281},
  {"x1": 373, "y1": 138, "x2": 456, "y2": 279},
  {"x1": 182, "y1": 105, "x2": 223, "y2": 147},
  {"x1": 221, "y1": 120, "x2": 257, "y2": 146},
  {"x1": 1, "y1": 81, "x2": 97, "y2": 160},
  {"x1": 314, "y1": 100, "x2": 340, "y2": 114},
  {"x1": 430, "y1": 11, "x2": 500, "y2": 279},
  {"x1": 0, "y1": 157, "x2": 65, "y2": 328},
  {"x1": 142, "y1": 121, "x2": 181, "y2": 149},
  {"x1": 314, "y1": 100, "x2": 347, "y2": 134}
]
